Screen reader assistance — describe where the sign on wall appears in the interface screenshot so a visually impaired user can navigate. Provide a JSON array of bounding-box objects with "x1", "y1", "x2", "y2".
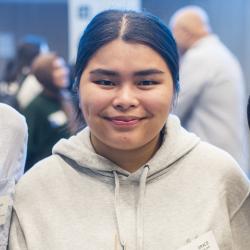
[{"x1": 68, "y1": 0, "x2": 141, "y2": 63}]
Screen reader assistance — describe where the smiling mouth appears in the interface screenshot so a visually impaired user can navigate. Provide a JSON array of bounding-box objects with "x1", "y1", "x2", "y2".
[{"x1": 104, "y1": 116, "x2": 144, "y2": 126}]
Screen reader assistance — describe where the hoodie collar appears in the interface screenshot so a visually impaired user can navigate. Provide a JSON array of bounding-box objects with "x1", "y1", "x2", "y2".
[{"x1": 53, "y1": 114, "x2": 200, "y2": 180}]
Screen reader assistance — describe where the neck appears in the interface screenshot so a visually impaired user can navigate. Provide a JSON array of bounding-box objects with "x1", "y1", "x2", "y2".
[{"x1": 91, "y1": 134, "x2": 161, "y2": 173}]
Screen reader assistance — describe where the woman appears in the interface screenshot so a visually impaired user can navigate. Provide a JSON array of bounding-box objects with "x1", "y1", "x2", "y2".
[
  {"x1": 0, "y1": 103, "x2": 27, "y2": 249},
  {"x1": 22, "y1": 53, "x2": 76, "y2": 171},
  {"x1": 1, "y1": 35, "x2": 49, "y2": 110},
  {"x1": 9, "y1": 10, "x2": 250, "y2": 250}
]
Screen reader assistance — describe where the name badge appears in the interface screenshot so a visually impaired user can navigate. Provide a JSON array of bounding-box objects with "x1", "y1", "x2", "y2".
[{"x1": 178, "y1": 231, "x2": 220, "y2": 250}]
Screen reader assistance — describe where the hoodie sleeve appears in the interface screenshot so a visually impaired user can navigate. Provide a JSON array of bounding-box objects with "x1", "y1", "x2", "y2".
[
  {"x1": 0, "y1": 104, "x2": 27, "y2": 249},
  {"x1": 8, "y1": 209, "x2": 27, "y2": 250},
  {"x1": 224, "y1": 162, "x2": 250, "y2": 250},
  {"x1": 0, "y1": 104, "x2": 27, "y2": 180},
  {"x1": 231, "y1": 193, "x2": 250, "y2": 249}
]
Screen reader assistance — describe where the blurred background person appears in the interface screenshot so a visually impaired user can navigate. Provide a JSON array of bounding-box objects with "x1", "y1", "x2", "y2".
[
  {"x1": 0, "y1": 103, "x2": 27, "y2": 249},
  {"x1": 22, "y1": 52, "x2": 76, "y2": 172},
  {"x1": 1, "y1": 34, "x2": 49, "y2": 110},
  {"x1": 169, "y1": 5, "x2": 249, "y2": 175}
]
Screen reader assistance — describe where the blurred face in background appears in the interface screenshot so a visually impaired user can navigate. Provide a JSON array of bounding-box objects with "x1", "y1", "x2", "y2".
[
  {"x1": 52, "y1": 57, "x2": 69, "y2": 89},
  {"x1": 171, "y1": 25, "x2": 190, "y2": 56}
]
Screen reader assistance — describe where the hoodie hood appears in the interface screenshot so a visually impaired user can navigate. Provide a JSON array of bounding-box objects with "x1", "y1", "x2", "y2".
[
  {"x1": 53, "y1": 115, "x2": 200, "y2": 249},
  {"x1": 53, "y1": 114, "x2": 200, "y2": 180}
]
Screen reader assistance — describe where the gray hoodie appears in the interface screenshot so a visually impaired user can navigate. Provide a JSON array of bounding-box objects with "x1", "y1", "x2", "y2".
[{"x1": 8, "y1": 115, "x2": 250, "y2": 250}]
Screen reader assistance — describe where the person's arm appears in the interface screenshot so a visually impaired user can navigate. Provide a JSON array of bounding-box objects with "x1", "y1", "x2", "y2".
[
  {"x1": 0, "y1": 104, "x2": 27, "y2": 180},
  {"x1": 8, "y1": 209, "x2": 27, "y2": 250},
  {"x1": 224, "y1": 160, "x2": 250, "y2": 249},
  {"x1": 231, "y1": 193, "x2": 250, "y2": 249},
  {"x1": 0, "y1": 104, "x2": 27, "y2": 250}
]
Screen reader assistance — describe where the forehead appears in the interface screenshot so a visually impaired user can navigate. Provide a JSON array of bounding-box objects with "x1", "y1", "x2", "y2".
[{"x1": 84, "y1": 39, "x2": 169, "y2": 73}]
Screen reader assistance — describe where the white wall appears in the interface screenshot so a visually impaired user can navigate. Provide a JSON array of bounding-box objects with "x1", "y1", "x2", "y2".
[{"x1": 68, "y1": 0, "x2": 141, "y2": 63}]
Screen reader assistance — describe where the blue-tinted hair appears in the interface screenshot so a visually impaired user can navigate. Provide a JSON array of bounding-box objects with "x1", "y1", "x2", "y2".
[{"x1": 74, "y1": 9, "x2": 179, "y2": 94}]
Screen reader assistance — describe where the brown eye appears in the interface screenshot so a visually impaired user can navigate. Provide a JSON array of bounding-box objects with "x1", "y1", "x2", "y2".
[
  {"x1": 137, "y1": 80, "x2": 158, "y2": 86},
  {"x1": 94, "y1": 80, "x2": 115, "y2": 86}
]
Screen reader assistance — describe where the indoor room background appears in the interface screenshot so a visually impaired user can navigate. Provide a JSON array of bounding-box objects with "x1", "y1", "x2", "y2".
[{"x1": 0, "y1": 0, "x2": 249, "y2": 93}]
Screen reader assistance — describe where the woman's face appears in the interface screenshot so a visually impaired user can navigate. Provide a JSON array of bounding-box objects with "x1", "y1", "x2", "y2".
[
  {"x1": 79, "y1": 39, "x2": 174, "y2": 153},
  {"x1": 52, "y1": 57, "x2": 69, "y2": 88}
]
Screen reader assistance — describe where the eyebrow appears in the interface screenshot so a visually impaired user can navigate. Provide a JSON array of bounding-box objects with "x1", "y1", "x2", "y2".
[
  {"x1": 89, "y1": 68, "x2": 165, "y2": 77},
  {"x1": 133, "y1": 69, "x2": 164, "y2": 76},
  {"x1": 89, "y1": 69, "x2": 119, "y2": 77}
]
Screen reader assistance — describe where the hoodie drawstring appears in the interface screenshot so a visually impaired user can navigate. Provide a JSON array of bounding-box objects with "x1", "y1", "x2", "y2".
[
  {"x1": 113, "y1": 165, "x2": 149, "y2": 250},
  {"x1": 137, "y1": 165, "x2": 149, "y2": 250},
  {"x1": 113, "y1": 170, "x2": 126, "y2": 250}
]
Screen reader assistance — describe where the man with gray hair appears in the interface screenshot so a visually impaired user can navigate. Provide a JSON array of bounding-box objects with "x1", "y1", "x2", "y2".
[{"x1": 170, "y1": 6, "x2": 249, "y2": 175}]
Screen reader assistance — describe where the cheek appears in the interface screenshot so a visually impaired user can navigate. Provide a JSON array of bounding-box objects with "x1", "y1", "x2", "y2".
[
  {"x1": 145, "y1": 90, "x2": 174, "y2": 117},
  {"x1": 79, "y1": 92, "x2": 93, "y2": 120},
  {"x1": 79, "y1": 87, "x2": 104, "y2": 121}
]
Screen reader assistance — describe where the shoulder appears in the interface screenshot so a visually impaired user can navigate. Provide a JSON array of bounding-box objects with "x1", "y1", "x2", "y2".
[
  {"x1": 183, "y1": 36, "x2": 226, "y2": 65},
  {"x1": 192, "y1": 141, "x2": 246, "y2": 177},
  {"x1": 20, "y1": 154, "x2": 66, "y2": 182},
  {"x1": 14, "y1": 155, "x2": 67, "y2": 203},
  {"x1": 192, "y1": 141, "x2": 250, "y2": 215},
  {"x1": 0, "y1": 103, "x2": 27, "y2": 130}
]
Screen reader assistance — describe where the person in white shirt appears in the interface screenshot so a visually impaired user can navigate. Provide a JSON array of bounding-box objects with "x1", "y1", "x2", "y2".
[
  {"x1": 170, "y1": 5, "x2": 249, "y2": 175},
  {"x1": 2, "y1": 35, "x2": 49, "y2": 110},
  {"x1": 0, "y1": 103, "x2": 27, "y2": 249}
]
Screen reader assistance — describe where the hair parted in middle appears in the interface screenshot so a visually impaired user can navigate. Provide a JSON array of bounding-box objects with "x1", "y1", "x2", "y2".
[{"x1": 74, "y1": 9, "x2": 180, "y2": 95}]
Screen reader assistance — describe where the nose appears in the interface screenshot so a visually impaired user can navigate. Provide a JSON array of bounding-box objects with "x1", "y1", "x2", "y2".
[{"x1": 112, "y1": 85, "x2": 139, "y2": 111}]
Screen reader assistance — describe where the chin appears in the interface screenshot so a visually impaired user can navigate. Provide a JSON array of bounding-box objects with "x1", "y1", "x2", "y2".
[
  {"x1": 108, "y1": 138, "x2": 145, "y2": 151},
  {"x1": 103, "y1": 136, "x2": 134, "y2": 148},
  {"x1": 114, "y1": 143, "x2": 139, "y2": 150}
]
